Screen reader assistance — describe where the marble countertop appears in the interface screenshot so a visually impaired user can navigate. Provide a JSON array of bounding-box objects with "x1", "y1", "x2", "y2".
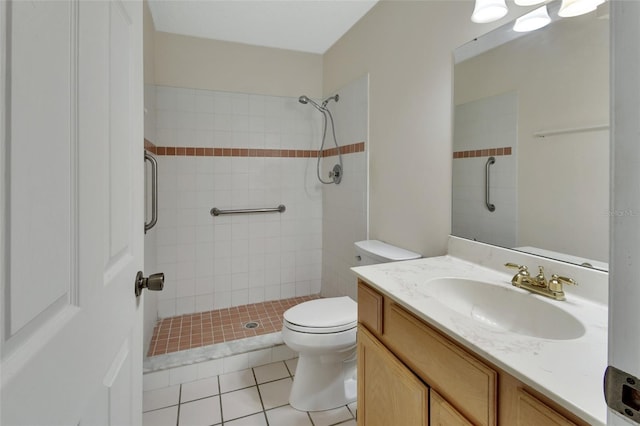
[{"x1": 352, "y1": 254, "x2": 608, "y2": 425}]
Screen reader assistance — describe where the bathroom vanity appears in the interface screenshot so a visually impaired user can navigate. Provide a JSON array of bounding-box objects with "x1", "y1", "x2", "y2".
[{"x1": 352, "y1": 239, "x2": 608, "y2": 426}]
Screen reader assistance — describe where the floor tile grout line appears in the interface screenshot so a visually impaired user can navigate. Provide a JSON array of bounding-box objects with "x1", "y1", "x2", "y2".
[
  {"x1": 216, "y1": 393, "x2": 224, "y2": 426},
  {"x1": 307, "y1": 410, "x2": 316, "y2": 426},
  {"x1": 284, "y1": 360, "x2": 295, "y2": 377},
  {"x1": 179, "y1": 391, "x2": 223, "y2": 405},
  {"x1": 252, "y1": 366, "x2": 269, "y2": 426},
  {"x1": 175, "y1": 385, "x2": 182, "y2": 426},
  {"x1": 216, "y1": 374, "x2": 223, "y2": 426},
  {"x1": 346, "y1": 404, "x2": 354, "y2": 418},
  {"x1": 217, "y1": 410, "x2": 266, "y2": 426},
  {"x1": 218, "y1": 382, "x2": 226, "y2": 426},
  {"x1": 142, "y1": 403, "x2": 180, "y2": 414}
]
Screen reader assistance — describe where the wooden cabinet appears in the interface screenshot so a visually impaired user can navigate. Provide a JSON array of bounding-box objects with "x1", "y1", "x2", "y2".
[
  {"x1": 357, "y1": 279, "x2": 588, "y2": 426},
  {"x1": 357, "y1": 326, "x2": 428, "y2": 426}
]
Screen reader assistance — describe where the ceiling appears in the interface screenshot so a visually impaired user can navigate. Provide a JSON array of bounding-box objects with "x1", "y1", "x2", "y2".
[{"x1": 147, "y1": 0, "x2": 380, "y2": 54}]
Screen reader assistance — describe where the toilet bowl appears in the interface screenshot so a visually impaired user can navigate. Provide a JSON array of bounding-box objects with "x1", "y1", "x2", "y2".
[
  {"x1": 282, "y1": 296, "x2": 357, "y2": 412},
  {"x1": 282, "y1": 240, "x2": 421, "y2": 412}
]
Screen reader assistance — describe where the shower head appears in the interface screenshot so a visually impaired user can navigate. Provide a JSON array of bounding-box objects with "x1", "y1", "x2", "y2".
[
  {"x1": 321, "y1": 94, "x2": 339, "y2": 108},
  {"x1": 298, "y1": 95, "x2": 323, "y2": 111}
]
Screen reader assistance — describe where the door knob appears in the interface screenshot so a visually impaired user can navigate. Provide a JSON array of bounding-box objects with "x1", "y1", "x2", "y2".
[{"x1": 134, "y1": 271, "x2": 164, "y2": 297}]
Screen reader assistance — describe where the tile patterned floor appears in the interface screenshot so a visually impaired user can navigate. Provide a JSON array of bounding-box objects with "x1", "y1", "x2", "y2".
[
  {"x1": 148, "y1": 296, "x2": 320, "y2": 357},
  {"x1": 143, "y1": 359, "x2": 357, "y2": 426}
]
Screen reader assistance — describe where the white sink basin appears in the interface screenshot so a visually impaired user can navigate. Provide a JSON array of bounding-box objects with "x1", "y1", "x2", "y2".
[{"x1": 424, "y1": 278, "x2": 586, "y2": 340}]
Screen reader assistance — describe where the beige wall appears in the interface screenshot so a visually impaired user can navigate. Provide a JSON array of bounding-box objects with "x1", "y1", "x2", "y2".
[
  {"x1": 154, "y1": 32, "x2": 323, "y2": 98},
  {"x1": 323, "y1": 0, "x2": 516, "y2": 256}
]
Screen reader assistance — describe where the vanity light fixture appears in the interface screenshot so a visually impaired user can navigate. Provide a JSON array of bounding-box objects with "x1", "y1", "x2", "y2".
[
  {"x1": 558, "y1": 0, "x2": 605, "y2": 17},
  {"x1": 471, "y1": 0, "x2": 508, "y2": 23},
  {"x1": 471, "y1": 0, "x2": 607, "y2": 23},
  {"x1": 513, "y1": 5, "x2": 551, "y2": 32}
]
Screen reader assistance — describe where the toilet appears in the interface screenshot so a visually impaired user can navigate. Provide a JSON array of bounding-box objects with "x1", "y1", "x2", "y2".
[{"x1": 282, "y1": 239, "x2": 421, "y2": 412}]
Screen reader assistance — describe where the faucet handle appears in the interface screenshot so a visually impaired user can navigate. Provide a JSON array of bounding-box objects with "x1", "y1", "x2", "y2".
[
  {"x1": 548, "y1": 274, "x2": 578, "y2": 293},
  {"x1": 505, "y1": 263, "x2": 529, "y2": 275}
]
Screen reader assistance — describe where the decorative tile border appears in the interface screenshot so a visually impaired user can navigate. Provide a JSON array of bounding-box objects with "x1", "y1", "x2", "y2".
[
  {"x1": 144, "y1": 139, "x2": 365, "y2": 159},
  {"x1": 322, "y1": 142, "x2": 365, "y2": 157},
  {"x1": 453, "y1": 146, "x2": 512, "y2": 159}
]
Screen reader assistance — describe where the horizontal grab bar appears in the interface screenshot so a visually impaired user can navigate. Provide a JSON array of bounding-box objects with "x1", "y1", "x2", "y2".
[
  {"x1": 533, "y1": 124, "x2": 609, "y2": 138},
  {"x1": 210, "y1": 204, "x2": 286, "y2": 217}
]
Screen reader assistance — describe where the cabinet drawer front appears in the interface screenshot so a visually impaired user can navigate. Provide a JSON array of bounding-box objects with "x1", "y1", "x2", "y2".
[
  {"x1": 384, "y1": 302, "x2": 497, "y2": 426},
  {"x1": 358, "y1": 280, "x2": 383, "y2": 335},
  {"x1": 516, "y1": 389, "x2": 577, "y2": 426}
]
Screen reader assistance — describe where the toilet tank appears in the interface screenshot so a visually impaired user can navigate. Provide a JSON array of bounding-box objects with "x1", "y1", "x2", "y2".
[{"x1": 354, "y1": 240, "x2": 421, "y2": 266}]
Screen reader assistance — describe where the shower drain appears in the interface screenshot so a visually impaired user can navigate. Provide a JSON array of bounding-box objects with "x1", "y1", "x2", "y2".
[{"x1": 243, "y1": 321, "x2": 260, "y2": 329}]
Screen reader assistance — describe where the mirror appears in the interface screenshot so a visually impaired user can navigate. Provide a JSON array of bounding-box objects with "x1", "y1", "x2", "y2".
[{"x1": 452, "y1": 1, "x2": 609, "y2": 271}]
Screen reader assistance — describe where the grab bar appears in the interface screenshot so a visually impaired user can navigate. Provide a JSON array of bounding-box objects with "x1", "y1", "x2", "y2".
[
  {"x1": 485, "y1": 156, "x2": 496, "y2": 212},
  {"x1": 210, "y1": 204, "x2": 286, "y2": 217},
  {"x1": 144, "y1": 152, "x2": 158, "y2": 233}
]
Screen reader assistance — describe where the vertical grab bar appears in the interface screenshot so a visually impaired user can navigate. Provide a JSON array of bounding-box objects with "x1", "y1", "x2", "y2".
[
  {"x1": 485, "y1": 156, "x2": 496, "y2": 212},
  {"x1": 144, "y1": 152, "x2": 158, "y2": 233}
]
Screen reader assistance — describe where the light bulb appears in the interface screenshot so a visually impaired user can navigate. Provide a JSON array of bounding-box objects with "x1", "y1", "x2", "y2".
[
  {"x1": 513, "y1": 5, "x2": 551, "y2": 32},
  {"x1": 471, "y1": 0, "x2": 508, "y2": 24},
  {"x1": 558, "y1": 0, "x2": 606, "y2": 17}
]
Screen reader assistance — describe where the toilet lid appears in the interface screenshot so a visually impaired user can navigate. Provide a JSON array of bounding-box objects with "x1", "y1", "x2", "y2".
[{"x1": 284, "y1": 297, "x2": 357, "y2": 333}]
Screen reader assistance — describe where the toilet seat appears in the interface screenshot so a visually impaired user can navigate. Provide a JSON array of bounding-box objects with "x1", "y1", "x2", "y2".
[
  {"x1": 284, "y1": 319, "x2": 357, "y2": 334},
  {"x1": 283, "y1": 297, "x2": 357, "y2": 334}
]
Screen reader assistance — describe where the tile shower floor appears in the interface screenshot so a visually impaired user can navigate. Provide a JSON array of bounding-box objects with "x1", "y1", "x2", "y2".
[
  {"x1": 143, "y1": 359, "x2": 357, "y2": 426},
  {"x1": 148, "y1": 295, "x2": 320, "y2": 357}
]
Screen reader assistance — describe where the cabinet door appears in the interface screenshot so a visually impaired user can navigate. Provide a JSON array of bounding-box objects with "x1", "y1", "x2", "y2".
[
  {"x1": 358, "y1": 326, "x2": 429, "y2": 426},
  {"x1": 515, "y1": 389, "x2": 577, "y2": 426},
  {"x1": 431, "y1": 390, "x2": 474, "y2": 426}
]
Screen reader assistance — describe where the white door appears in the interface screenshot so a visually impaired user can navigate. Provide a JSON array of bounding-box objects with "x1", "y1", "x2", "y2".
[{"x1": 1, "y1": 0, "x2": 145, "y2": 424}]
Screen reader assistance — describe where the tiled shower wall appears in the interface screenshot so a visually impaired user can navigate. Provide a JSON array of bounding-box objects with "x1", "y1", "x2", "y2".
[
  {"x1": 452, "y1": 91, "x2": 518, "y2": 248},
  {"x1": 150, "y1": 87, "x2": 325, "y2": 318}
]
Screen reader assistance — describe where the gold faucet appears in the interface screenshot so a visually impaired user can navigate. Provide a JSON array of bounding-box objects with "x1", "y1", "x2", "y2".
[{"x1": 504, "y1": 263, "x2": 577, "y2": 301}]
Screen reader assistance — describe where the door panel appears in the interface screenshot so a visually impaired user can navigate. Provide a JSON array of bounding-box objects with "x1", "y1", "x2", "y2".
[
  {"x1": 1, "y1": 1, "x2": 144, "y2": 424},
  {"x1": 8, "y1": 0, "x2": 76, "y2": 338},
  {"x1": 104, "y1": 338, "x2": 134, "y2": 426},
  {"x1": 108, "y1": 0, "x2": 133, "y2": 265}
]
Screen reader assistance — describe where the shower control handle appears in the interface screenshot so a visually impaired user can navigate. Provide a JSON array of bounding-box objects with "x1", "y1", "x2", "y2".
[
  {"x1": 134, "y1": 271, "x2": 165, "y2": 297},
  {"x1": 329, "y1": 164, "x2": 343, "y2": 184}
]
